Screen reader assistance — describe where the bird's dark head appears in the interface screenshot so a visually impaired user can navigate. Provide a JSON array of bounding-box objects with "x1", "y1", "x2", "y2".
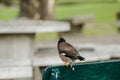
[{"x1": 58, "y1": 37, "x2": 66, "y2": 44}]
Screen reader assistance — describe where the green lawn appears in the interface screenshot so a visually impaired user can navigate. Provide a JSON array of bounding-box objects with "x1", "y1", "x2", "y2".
[
  {"x1": 55, "y1": 2, "x2": 120, "y2": 36},
  {"x1": 56, "y1": 0, "x2": 117, "y2": 4},
  {"x1": 55, "y1": 2, "x2": 120, "y2": 23},
  {"x1": 0, "y1": 6, "x2": 18, "y2": 21},
  {"x1": 0, "y1": 1, "x2": 120, "y2": 38},
  {"x1": 0, "y1": 2, "x2": 119, "y2": 23}
]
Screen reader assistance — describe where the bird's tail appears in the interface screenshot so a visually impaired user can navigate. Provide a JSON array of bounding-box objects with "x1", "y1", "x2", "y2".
[{"x1": 77, "y1": 56, "x2": 85, "y2": 61}]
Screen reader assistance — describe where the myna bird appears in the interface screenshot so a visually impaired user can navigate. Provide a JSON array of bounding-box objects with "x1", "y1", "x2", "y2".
[{"x1": 57, "y1": 37, "x2": 85, "y2": 67}]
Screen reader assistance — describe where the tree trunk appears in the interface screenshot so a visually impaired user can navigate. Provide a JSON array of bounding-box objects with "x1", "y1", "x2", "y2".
[
  {"x1": 117, "y1": 12, "x2": 120, "y2": 32},
  {"x1": 19, "y1": 0, "x2": 54, "y2": 20},
  {"x1": 40, "y1": 0, "x2": 54, "y2": 20}
]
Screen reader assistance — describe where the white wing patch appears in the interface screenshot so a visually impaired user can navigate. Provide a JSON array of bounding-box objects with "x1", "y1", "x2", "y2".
[{"x1": 61, "y1": 53, "x2": 66, "y2": 56}]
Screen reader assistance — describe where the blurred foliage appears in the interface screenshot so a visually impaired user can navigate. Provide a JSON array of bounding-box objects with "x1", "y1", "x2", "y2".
[
  {"x1": 0, "y1": 0, "x2": 19, "y2": 6},
  {"x1": 0, "y1": 0, "x2": 12, "y2": 6}
]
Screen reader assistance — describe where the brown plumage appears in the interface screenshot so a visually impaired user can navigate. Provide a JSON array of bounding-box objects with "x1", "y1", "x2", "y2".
[{"x1": 57, "y1": 37, "x2": 85, "y2": 67}]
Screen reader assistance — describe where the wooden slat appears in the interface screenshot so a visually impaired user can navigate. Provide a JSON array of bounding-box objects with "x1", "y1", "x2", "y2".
[
  {"x1": 0, "y1": 66, "x2": 32, "y2": 79},
  {"x1": 0, "y1": 59, "x2": 31, "y2": 67},
  {"x1": 34, "y1": 44, "x2": 120, "y2": 67},
  {"x1": 0, "y1": 21, "x2": 70, "y2": 33}
]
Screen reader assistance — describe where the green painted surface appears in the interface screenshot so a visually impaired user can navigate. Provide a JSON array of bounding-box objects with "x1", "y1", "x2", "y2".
[{"x1": 43, "y1": 60, "x2": 120, "y2": 80}]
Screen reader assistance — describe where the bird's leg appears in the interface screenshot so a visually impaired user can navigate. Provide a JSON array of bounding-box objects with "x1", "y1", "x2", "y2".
[
  {"x1": 70, "y1": 62, "x2": 75, "y2": 70},
  {"x1": 70, "y1": 63, "x2": 73, "y2": 68}
]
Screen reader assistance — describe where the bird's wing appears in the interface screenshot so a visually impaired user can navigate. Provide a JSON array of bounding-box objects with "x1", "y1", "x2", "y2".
[{"x1": 58, "y1": 42, "x2": 79, "y2": 58}]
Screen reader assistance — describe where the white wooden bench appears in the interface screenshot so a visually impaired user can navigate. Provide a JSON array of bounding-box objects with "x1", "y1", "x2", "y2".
[
  {"x1": 70, "y1": 15, "x2": 95, "y2": 32},
  {"x1": 34, "y1": 43, "x2": 120, "y2": 66},
  {"x1": 34, "y1": 43, "x2": 120, "y2": 79},
  {"x1": 0, "y1": 20, "x2": 70, "y2": 80}
]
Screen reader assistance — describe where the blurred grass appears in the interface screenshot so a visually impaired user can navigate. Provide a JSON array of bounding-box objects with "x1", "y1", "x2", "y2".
[
  {"x1": 55, "y1": 2, "x2": 119, "y2": 36},
  {"x1": 82, "y1": 23, "x2": 117, "y2": 36},
  {"x1": 55, "y1": 2, "x2": 120, "y2": 23},
  {"x1": 0, "y1": 1, "x2": 120, "y2": 39},
  {"x1": 36, "y1": 32, "x2": 59, "y2": 40},
  {"x1": 56, "y1": 0, "x2": 117, "y2": 4},
  {"x1": 0, "y1": 6, "x2": 19, "y2": 21}
]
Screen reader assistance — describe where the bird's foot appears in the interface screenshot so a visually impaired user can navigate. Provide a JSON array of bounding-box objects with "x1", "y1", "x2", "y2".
[
  {"x1": 64, "y1": 62, "x2": 70, "y2": 66},
  {"x1": 64, "y1": 62, "x2": 74, "y2": 70},
  {"x1": 70, "y1": 64, "x2": 75, "y2": 70}
]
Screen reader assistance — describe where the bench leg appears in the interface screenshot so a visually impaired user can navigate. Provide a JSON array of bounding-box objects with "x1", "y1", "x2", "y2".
[{"x1": 33, "y1": 67, "x2": 43, "y2": 80}]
